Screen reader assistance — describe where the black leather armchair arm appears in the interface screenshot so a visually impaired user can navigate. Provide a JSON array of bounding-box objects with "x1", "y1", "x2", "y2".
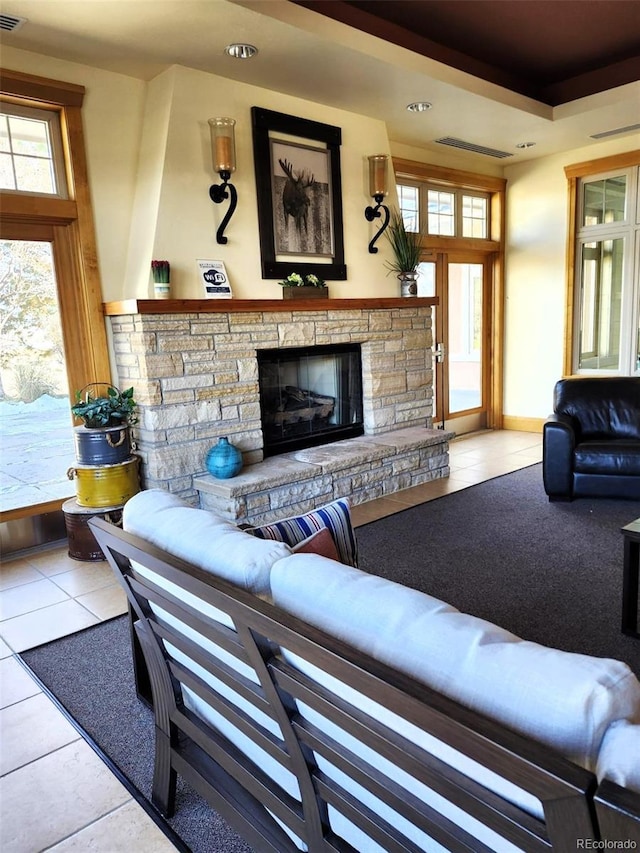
[{"x1": 543, "y1": 413, "x2": 577, "y2": 499}]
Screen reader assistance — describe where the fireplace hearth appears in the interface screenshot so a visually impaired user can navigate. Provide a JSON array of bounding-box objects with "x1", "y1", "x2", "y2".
[{"x1": 258, "y1": 344, "x2": 364, "y2": 456}]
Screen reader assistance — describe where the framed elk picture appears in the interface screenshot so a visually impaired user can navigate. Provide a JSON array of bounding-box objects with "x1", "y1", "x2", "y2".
[{"x1": 251, "y1": 107, "x2": 346, "y2": 280}]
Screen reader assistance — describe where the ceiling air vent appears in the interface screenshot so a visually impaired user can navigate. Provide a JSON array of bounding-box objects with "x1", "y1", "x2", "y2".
[
  {"x1": 435, "y1": 137, "x2": 513, "y2": 159},
  {"x1": 0, "y1": 14, "x2": 27, "y2": 32},
  {"x1": 590, "y1": 123, "x2": 640, "y2": 140}
]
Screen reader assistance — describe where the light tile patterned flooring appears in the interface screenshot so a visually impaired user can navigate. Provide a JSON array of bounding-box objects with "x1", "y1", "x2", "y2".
[{"x1": 0, "y1": 430, "x2": 541, "y2": 852}]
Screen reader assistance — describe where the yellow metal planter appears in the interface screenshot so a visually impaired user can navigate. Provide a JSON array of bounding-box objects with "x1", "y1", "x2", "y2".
[{"x1": 68, "y1": 457, "x2": 140, "y2": 507}]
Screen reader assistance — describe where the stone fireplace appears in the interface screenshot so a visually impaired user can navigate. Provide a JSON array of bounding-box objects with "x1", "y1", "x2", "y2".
[{"x1": 105, "y1": 297, "x2": 452, "y2": 524}]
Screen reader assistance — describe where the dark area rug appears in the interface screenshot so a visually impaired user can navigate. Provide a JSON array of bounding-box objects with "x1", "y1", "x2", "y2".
[
  {"x1": 22, "y1": 616, "x2": 253, "y2": 853},
  {"x1": 21, "y1": 463, "x2": 640, "y2": 852},
  {"x1": 357, "y1": 463, "x2": 640, "y2": 675}
]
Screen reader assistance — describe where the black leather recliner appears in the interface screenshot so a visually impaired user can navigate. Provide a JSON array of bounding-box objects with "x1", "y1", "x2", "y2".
[{"x1": 543, "y1": 377, "x2": 640, "y2": 501}]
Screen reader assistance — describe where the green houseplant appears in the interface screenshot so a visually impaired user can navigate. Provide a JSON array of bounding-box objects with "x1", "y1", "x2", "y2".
[
  {"x1": 71, "y1": 384, "x2": 137, "y2": 428},
  {"x1": 385, "y1": 210, "x2": 424, "y2": 296}
]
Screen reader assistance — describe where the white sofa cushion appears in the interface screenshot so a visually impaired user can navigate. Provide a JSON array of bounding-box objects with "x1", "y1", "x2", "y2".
[
  {"x1": 270, "y1": 555, "x2": 542, "y2": 851},
  {"x1": 270, "y1": 555, "x2": 640, "y2": 772},
  {"x1": 123, "y1": 488, "x2": 291, "y2": 596},
  {"x1": 596, "y1": 720, "x2": 640, "y2": 793}
]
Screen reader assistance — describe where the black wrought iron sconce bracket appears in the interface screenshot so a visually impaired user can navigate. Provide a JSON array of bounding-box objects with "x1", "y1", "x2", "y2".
[
  {"x1": 209, "y1": 170, "x2": 237, "y2": 245},
  {"x1": 365, "y1": 193, "x2": 390, "y2": 254}
]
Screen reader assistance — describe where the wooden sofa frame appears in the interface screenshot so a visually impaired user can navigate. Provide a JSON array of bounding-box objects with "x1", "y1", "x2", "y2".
[{"x1": 90, "y1": 518, "x2": 640, "y2": 852}]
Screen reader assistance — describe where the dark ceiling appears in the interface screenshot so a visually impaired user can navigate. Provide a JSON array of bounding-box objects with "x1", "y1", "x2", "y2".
[{"x1": 293, "y1": 0, "x2": 640, "y2": 105}]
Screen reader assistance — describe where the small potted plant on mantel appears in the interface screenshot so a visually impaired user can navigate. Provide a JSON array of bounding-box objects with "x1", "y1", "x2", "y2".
[
  {"x1": 278, "y1": 272, "x2": 328, "y2": 299},
  {"x1": 385, "y1": 210, "x2": 424, "y2": 297}
]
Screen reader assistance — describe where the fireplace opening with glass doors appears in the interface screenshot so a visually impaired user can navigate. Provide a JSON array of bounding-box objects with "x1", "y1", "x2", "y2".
[{"x1": 257, "y1": 344, "x2": 364, "y2": 456}]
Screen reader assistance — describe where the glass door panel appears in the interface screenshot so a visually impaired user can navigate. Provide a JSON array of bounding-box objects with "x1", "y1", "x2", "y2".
[
  {"x1": 448, "y1": 262, "x2": 483, "y2": 414},
  {"x1": 418, "y1": 253, "x2": 489, "y2": 434},
  {"x1": 417, "y1": 256, "x2": 488, "y2": 433},
  {"x1": 416, "y1": 261, "x2": 440, "y2": 424},
  {"x1": 0, "y1": 239, "x2": 75, "y2": 513},
  {"x1": 578, "y1": 238, "x2": 624, "y2": 370}
]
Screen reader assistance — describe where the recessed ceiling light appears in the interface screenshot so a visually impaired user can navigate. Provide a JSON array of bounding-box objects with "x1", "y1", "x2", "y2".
[
  {"x1": 407, "y1": 102, "x2": 432, "y2": 112},
  {"x1": 225, "y1": 43, "x2": 258, "y2": 60},
  {"x1": 516, "y1": 142, "x2": 536, "y2": 149}
]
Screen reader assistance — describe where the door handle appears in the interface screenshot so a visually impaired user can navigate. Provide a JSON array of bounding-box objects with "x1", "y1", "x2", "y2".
[{"x1": 434, "y1": 342, "x2": 446, "y2": 363}]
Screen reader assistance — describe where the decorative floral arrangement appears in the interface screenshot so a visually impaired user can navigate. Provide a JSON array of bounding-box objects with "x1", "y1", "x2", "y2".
[
  {"x1": 278, "y1": 272, "x2": 326, "y2": 288},
  {"x1": 151, "y1": 260, "x2": 170, "y2": 283}
]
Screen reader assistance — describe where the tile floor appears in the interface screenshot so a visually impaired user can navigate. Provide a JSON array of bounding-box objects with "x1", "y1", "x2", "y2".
[{"x1": 0, "y1": 429, "x2": 542, "y2": 852}]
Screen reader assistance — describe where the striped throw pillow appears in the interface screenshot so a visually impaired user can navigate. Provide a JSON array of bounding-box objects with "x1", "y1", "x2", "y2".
[{"x1": 248, "y1": 498, "x2": 357, "y2": 567}]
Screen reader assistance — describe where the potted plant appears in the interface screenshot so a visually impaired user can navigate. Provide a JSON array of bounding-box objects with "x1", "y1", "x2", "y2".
[
  {"x1": 70, "y1": 384, "x2": 137, "y2": 466},
  {"x1": 385, "y1": 210, "x2": 424, "y2": 296},
  {"x1": 278, "y1": 272, "x2": 328, "y2": 299},
  {"x1": 72, "y1": 384, "x2": 137, "y2": 428}
]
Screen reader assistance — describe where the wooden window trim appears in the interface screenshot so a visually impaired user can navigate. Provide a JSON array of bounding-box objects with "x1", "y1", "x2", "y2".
[
  {"x1": 0, "y1": 68, "x2": 111, "y2": 395},
  {"x1": 394, "y1": 159, "x2": 503, "y2": 252},
  {"x1": 563, "y1": 150, "x2": 640, "y2": 376},
  {"x1": 393, "y1": 158, "x2": 506, "y2": 192},
  {"x1": 0, "y1": 68, "x2": 84, "y2": 107}
]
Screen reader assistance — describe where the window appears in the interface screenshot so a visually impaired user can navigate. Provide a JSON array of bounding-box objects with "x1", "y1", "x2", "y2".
[
  {"x1": 0, "y1": 104, "x2": 68, "y2": 196},
  {"x1": 462, "y1": 194, "x2": 488, "y2": 238},
  {"x1": 428, "y1": 189, "x2": 455, "y2": 235},
  {"x1": 397, "y1": 183, "x2": 419, "y2": 231},
  {"x1": 1, "y1": 68, "x2": 111, "y2": 518},
  {"x1": 582, "y1": 175, "x2": 626, "y2": 225},
  {"x1": 569, "y1": 159, "x2": 640, "y2": 375},
  {"x1": 398, "y1": 180, "x2": 489, "y2": 239}
]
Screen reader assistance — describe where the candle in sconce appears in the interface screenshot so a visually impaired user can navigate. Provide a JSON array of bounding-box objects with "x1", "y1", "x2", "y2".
[
  {"x1": 209, "y1": 118, "x2": 236, "y2": 173},
  {"x1": 368, "y1": 155, "x2": 388, "y2": 197},
  {"x1": 215, "y1": 135, "x2": 234, "y2": 172}
]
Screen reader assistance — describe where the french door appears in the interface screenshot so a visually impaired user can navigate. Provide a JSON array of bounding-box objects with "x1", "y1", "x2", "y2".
[{"x1": 418, "y1": 251, "x2": 493, "y2": 434}]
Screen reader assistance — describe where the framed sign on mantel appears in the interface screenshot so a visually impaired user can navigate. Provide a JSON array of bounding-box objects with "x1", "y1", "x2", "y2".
[{"x1": 251, "y1": 106, "x2": 347, "y2": 281}]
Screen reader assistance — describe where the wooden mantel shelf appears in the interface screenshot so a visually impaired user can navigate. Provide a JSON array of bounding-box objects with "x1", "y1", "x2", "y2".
[{"x1": 103, "y1": 297, "x2": 437, "y2": 316}]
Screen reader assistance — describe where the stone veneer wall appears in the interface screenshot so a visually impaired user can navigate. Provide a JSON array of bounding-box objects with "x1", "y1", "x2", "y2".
[
  {"x1": 195, "y1": 427, "x2": 451, "y2": 525},
  {"x1": 107, "y1": 300, "x2": 436, "y2": 504}
]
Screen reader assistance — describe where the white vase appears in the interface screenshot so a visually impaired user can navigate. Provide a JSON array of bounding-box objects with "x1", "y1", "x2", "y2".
[
  {"x1": 398, "y1": 272, "x2": 418, "y2": 297},
  {"x1": 154, "y1": 282, "x2": 171, "y2": 299}
]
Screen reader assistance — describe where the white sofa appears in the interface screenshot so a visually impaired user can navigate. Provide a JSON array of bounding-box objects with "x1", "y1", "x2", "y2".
[{"x1": 90, "y1": 488, "x2": 640, "y2": 851}]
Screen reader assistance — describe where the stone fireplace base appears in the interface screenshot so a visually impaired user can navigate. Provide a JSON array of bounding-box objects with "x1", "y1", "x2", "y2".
[
  {"x1": 194, "y1": 426, "x2": 451, "y2": 525},
  {"x1": 105, "y1": 297, "x2": 449, "y2": 517}
]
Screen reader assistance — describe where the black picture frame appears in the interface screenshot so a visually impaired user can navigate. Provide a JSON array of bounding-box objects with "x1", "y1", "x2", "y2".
[{"x1": 251, "y1": 106, "x2": 347, "y2": 281}]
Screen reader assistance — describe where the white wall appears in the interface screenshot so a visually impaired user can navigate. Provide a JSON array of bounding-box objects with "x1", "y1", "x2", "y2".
[
  {"x1": 502, "y1": 136, "x2": 637, "y2": 419},
  {"x1": 130, "y1": 65, "x2": 396, "y2": 300}
]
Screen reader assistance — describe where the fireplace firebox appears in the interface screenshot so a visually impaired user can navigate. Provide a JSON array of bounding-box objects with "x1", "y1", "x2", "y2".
[{"x1": 258, "y1": 344, "x2": 364, "y2": 456}]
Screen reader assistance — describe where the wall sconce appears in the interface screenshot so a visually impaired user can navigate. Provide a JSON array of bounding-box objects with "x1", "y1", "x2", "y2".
[
  {"x1": 208, "y1": 117, "x2": 237, "y2": 245},
  {"x1": 364, "y1": 154, "x2": 390, "y2": 254}
]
